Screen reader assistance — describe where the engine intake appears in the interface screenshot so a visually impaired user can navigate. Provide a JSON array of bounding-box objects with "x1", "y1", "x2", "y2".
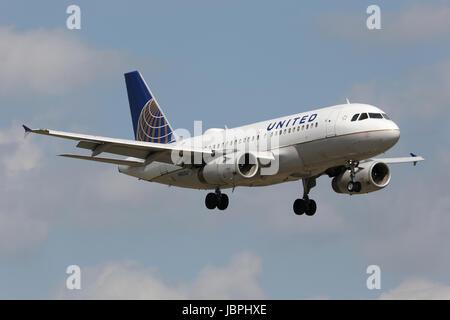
[{"x1": 237, "y1": 152, "x2": 259, "y2": 178}]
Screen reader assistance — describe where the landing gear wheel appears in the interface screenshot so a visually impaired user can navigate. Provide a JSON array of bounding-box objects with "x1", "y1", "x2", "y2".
[
  {"x1": 293, "y1": 199, "x2": 306, "y2": 215},
  {"x1": 294, "y1": 178, "x2": 319, "y2": 216},
  {"x1": 217, "y1": 194, "x2": 229, "y2": 210},
  {"x1": 347, "y1": 181, "x2": 355, "y2": 192},
  {"x1": 205, "y1": 193, "x2": 218, "y2": 209},
  {"x1": 305, "y1": 200, "x2": 317, "y2": 216},
  {"x1": 347, "y1": 181, "x2": 361, "y2": 193}
]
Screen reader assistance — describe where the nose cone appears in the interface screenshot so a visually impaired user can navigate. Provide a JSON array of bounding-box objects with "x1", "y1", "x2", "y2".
[{"x1": 385, "y1": 122, "x2": 400, "y2": 148}]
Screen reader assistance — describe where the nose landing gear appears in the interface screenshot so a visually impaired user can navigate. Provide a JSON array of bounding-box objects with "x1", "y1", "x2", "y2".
[
  {"x1": 293, "y1": 177, "x2": 317, "y2": 216},
  {"x1": 205, "y1": 188, "x2": 229, "y2": 211}
]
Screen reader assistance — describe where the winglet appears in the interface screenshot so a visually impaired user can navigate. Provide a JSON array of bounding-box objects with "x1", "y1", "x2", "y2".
[
  {"x1": 410, "y1": 153, "x2": 419, "y2": 166},
  {"x1": 23, "y1": 124, "x2": 32, "y2": 138}
]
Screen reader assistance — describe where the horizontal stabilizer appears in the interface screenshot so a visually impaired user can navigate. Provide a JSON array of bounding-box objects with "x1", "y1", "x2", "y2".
[{"x1": 59, "y1": 154, "x2": 144, "y2": 167}]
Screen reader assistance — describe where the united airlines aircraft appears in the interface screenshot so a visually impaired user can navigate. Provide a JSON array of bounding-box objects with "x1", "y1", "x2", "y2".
[{"x1": 23, "y1": 71, "x2": 424, "y2": 216}]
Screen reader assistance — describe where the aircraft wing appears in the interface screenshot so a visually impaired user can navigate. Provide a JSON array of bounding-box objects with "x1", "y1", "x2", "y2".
[
  {"x1": 23, "y1": 125, "x2": 209, "y2": 165},
  {"x1": 368, "y1": 153, "x2": 425, "y2": 165}
]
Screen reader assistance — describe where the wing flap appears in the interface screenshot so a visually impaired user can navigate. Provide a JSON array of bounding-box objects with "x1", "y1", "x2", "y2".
[{"x1": 59, "y1": 154, "x2": 145, "y2": 166}]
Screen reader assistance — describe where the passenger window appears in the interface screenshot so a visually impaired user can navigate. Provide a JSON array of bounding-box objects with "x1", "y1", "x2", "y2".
[
  {"x1": 297, "y1": 126, "x2": 300, "y2": 131},
  {"x1": 369, "y1": 113, "x2": 383, "y2": 119},
  {"x1": 351, "y1": 114, "x2": 359, "y2": 121},
  {"x1": 358, "y1": 113, "x2": 368, "y2": 121},
  {"x1": 315, "y1": 122, "x2": 318, "y2": 127},
  {"x1": 284, "y1": 129, "x2": 287, "y2": 134},
  {"x1": 302, "y1": 125, "x2": 304, "y2": 130},
  {"x1": 306, "y1": 124, "x2": 309, "y2": 129},
  {"x1": 288, "y1": 128, "x2": 291, "y2": 133}
]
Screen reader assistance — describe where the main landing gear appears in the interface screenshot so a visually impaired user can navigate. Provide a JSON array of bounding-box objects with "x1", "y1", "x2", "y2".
[
  {"x1": 293, "y1": 178, "x2": 317, "y2": 216},
  {"x1": 205, "y1": 188, "x2": 229, "y2": 211},
  {"x1": 345, "y1": 160, "x2": 362, "y2": 193}
]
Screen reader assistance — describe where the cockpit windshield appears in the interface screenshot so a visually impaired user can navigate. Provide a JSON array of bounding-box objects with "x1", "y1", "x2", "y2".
[
  {"x1": 369, "y1": 113, "x2": 383, "y2": 119},
  {"x1": 358, "y1": 113, "x2": 368, "y2": 120},
  {"x1": 351, "y1": 112, "x2": 390, "y2": 121}
]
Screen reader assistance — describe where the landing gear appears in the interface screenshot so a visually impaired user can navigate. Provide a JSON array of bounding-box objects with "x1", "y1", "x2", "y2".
[
  {"x1": 293, "y1": 178, "x2": 317, "y2": 216},
  {"x1": 345, "y1": 160, "x2": 362, "y2": 193},
  {"x1": 217, "y1": 194, "x2": 229, "y2": 210},
  {"x1": 205, "y1": 188, "x2": 229, "y2": 211},
  {"x1": 205, "y1": 193, "x2": 218, "y2": 209},
  {"x1": 293, "y1": 198, "x2": 317, "y2": 216},
  {"x1": 347, "y1": 181, "x2": 361, "y2": 193}
]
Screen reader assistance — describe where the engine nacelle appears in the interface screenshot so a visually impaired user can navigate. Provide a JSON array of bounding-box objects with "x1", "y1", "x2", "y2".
[
  {"x1": 236, "y1": 152, "x2": 259, "y2": 179},
  {"x1": 332, "y1": 161, "x2": 391, "y2": 194},
  {"x1": 198, "y1": 152, "x2": 260, "y2": 186}
]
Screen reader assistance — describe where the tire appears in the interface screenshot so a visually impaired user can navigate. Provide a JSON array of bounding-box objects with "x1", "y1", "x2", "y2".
[
  {"x1": 305, "y1": 200, "x2": 317, "y2": 216},
  {"x1": 354, "y1": 182, "x2": 362, "y2": 193},
  {"x1": 217, "y1": 194, "x2": 229, "y2": 210},
  {"x1": 347, "y1": 181, "x2": 354, "y2": 192},
  {"x1": 205, "y1": 193, "x2": 218, "y2": 209},
  {"x1": 293, "y1": 199, "x2": 306, "y2": 215}
]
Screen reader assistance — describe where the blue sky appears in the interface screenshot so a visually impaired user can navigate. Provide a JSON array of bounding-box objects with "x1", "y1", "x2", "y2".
[{"x1": 1, "y1": 0, "x2": 450, "y2": 299}]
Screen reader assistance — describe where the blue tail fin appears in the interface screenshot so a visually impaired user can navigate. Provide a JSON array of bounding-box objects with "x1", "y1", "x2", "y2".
[{"x1": 124, "y1": 71, "x2": 176, "y2": 143}]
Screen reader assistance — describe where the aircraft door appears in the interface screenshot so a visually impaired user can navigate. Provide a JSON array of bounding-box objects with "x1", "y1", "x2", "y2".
[{"x1": 326, "y1": 109, "x2": 340, "y2": 137}]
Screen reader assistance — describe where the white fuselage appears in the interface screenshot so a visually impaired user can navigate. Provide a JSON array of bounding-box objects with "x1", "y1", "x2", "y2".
[{"x1": 119, "y1": 103, "x2": 400, "y2": 189}]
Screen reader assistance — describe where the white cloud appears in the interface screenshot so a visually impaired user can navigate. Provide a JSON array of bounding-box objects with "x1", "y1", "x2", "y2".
[
  {"x1": 0, "y1": 27, "x2": 122, "y2": 96},
  {"x1": 187, "y1": 251, "x2": 265, "y2": 299},
  {"x1": 0, "y1": 123, "x2": 42, "y2": 176},
  {"x1": 0, "y1": 123, "x2": 49, "y2": 255},
  {"x1": 380, "y1": 278, "x2": 450, "y2": 300},
  {"x1": 56, "y1": 252, "x2": 265, "y2": 299},
  {"x1": 316, "y1": 4, "x2": 450, "y2": 47}
]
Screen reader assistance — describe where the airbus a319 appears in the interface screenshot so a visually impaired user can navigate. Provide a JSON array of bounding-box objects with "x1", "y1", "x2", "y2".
[{"x1": 24, "y1": 71, "x2": 424, "y2": 216}]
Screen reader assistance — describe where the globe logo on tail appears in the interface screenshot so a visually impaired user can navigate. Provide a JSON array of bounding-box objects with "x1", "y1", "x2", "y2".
[{"x1": 136, "y1": 99, "x2": 174, "y2": 143}]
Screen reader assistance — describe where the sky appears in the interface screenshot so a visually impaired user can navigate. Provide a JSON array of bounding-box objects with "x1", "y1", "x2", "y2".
[{"x1": 1, "y1": 0, "x2": 450, "y2": 299}]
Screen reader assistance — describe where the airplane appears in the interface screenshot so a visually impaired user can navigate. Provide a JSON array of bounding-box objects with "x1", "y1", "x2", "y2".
[{"x1": 23, "y1": 71, "x2": 424, "y2": 216}]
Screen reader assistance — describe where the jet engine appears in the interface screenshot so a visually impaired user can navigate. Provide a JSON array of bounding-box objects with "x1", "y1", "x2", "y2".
[
  {"x1": 198, "y1": 152, "x2": 260, "y2": 185},
  {"x1": 332, "y1": 161, "x2": 391, "y2": 194}
]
